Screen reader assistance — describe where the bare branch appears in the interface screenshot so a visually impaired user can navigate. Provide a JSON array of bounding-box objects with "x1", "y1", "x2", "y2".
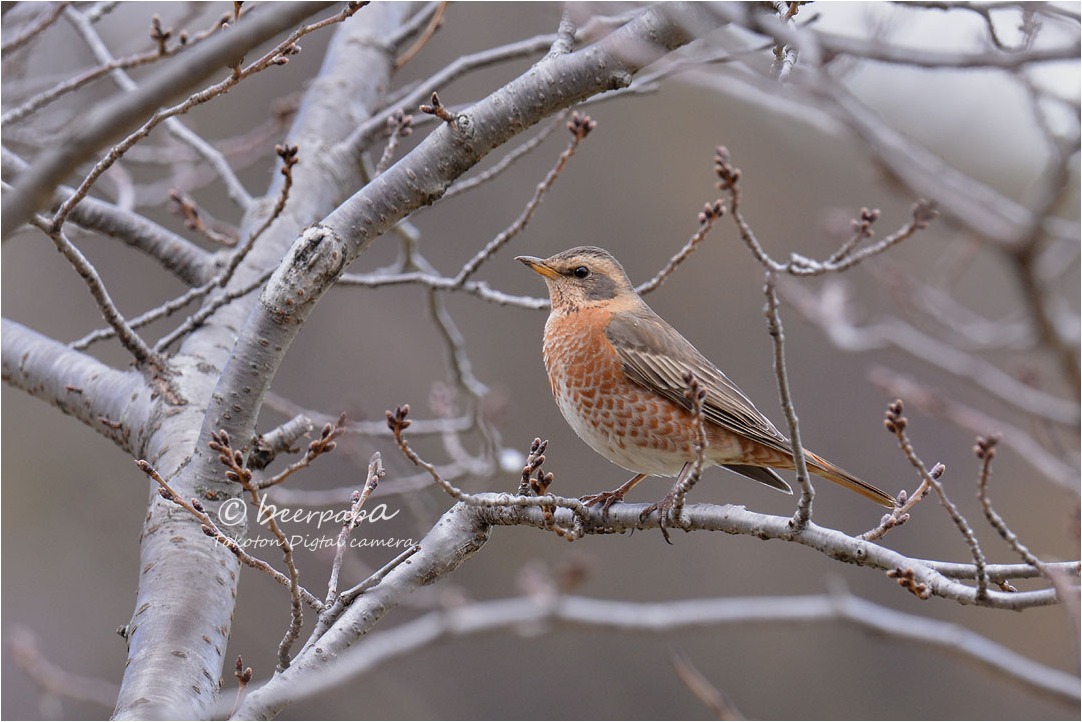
[
  {"x1": 325, "y1": 453, "x2": 385, "y2": 606},
  {"x1": 30, "y1": 219, "x2": 156, "y2": 364},
  {"x1": 394, "y1": 0, "x2": 446, "y2": 69},
  {"x1": 62, "y1": 5, "x2": 254, "y2": 209},
  {"x1": 2, "y1": 147, "x2": 215, "y2": 286},
  {"x1": 764, "y1": 271, "x2": 815, "y2": 526},
  {"x1": 885, "y1": 400, "x2": 990, "y2": 599},
  {"x1": 232, "y1": 520, "x2": 1078, "y2": 717},
  {"x1": 2, "y1": 1, "x2": 341, "y2": 236},
  {"x1": 975, "y1": 435, "x2": 1053, "y2": 582},
  {"x1": 635, "y1": 199, "x2": 724, "y2": 295},
  {"x1": 0, "y1": 2, "x2": 69, "y2": 58},
  {"x1": 451, "y1": 111, "x2": 597, "y2": 289}
]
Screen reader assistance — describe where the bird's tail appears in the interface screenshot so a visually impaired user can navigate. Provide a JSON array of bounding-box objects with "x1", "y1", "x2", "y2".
[{"x1": 805, "y1": 451, "x2": 897, "y2": 508}]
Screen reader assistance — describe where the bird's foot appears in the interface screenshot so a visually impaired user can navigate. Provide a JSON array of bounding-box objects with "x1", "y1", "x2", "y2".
[
  {"x1": 581, "y1": 489, "x2": 626, "y2": 517},
  {"x1": 640, "y1": 492, "x2": 679, "y2": 545},
  {"x1": 581, "y1": 473, "x2": 648, "y2": 518}
]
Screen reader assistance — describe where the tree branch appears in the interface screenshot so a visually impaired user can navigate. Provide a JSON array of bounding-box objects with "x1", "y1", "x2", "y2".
[
  {"x1": 232, "y1": 494, "x2": 1077, "y2": 717},
  {"x1": 1, "y1": 318, "x2": 150, "y2": 453},
  {"x1": 1, "y1": 1, "x2": 337, "y2": 236},
  {"x1": 1, "y1": 147, "x2": 215, "y2": 286},
  {"x1": 233, "y1": 590, "x2": 1079, "y2": 717}
]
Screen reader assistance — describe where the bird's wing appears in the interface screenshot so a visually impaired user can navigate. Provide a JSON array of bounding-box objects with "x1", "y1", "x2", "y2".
[{"x1": 604, "y1": 307, "x2": 793, "y2": 456}]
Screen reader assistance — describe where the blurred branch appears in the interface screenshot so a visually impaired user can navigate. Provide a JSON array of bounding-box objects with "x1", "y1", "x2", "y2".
[
  {"x1": 2, "y1": 1, "x2": 339, "y2": 236},
  {"x1": 1, "y1": 147, "x2": 216, "y2": 286},
  {"x1": 812, "y1": 27, "x2": 1080, "y2": 69},
  {"x1": 63, "y1": 5, "x2": 254, "y2": 209},
  {"x1": 394, "y1": 0, "x2": 446, "y2": 69},
  {"x1": 782, "y1": 279, "x2": 1078, "y2": 427},
  {"x1": 670, "y1": 647, "x2": 744, "y2": 720},
  {"x1": 2, "y1": 6, "x2": 230, "y2": 126},
  {"x1": 0, "y1": 2, "x2": 69, "y2": 58},
  {"x1": 10, "y1": 626, "x2": 120, "y2": 713},
  {"x1": 868, "y1": 366, "x2": 1078, "y2": 491}
]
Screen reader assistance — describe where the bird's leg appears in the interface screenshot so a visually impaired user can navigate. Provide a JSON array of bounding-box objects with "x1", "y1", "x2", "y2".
[
  {"x1": 640, "y1": 462, "x2": 694, "y2": 544},
  {"x1": 581, "y1": 473, "x2": 648, "y2": 516}
]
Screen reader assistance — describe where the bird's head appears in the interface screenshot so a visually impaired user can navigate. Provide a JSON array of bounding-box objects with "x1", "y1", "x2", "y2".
[{"x1": 516, "y1": 246, "x2": 638, "y2": 313}]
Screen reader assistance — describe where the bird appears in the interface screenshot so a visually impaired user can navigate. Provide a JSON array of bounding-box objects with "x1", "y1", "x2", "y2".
[{"x1": 516, "y1": 245, "x2": 896, "y2": 515}]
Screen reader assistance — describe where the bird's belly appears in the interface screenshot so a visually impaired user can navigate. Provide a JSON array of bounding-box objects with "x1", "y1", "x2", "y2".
[
  {"x1": 544, "y1": 314, "x2": 706, "y2": 477},
  {"x1": 553, "y1": 387, "x2": 688, "y2": 476}
]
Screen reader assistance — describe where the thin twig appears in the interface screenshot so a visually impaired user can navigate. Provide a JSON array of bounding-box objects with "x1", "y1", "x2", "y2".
[
  {"x1": 134, "y1": 458, "x2": 324, "y2": 611},
  {"x1": 31, "y1": 219, "x2": 155, "y2": 364},
  {"x1": 975, "y1": 434, "x2": 1053, "y2": 583},
  {"x1": 152, "y1": 268, "x2": 274, "y2": 352},
  {"x1": 443, "y1": 111, "x2": 567, "y2": 200},
  {"x1": 451, "y1": 111, "x2": 598, "y2": 288},
  {"x1": 858, "y1": 462, "x2": 939, "y2": 541},
  {"x1": 394, "y1": 0, "x2": 446, "y2": 69},
  {"x1": 254, "y1": 414, "x2": 347, "y2": 490},
  {"x1": 229, "y1": 656, "x2": 254, "y2": 719},
  {"x1": 169, "y1": 189, "x2": 239, "y2": 246},
  {"x1": 326, "y1": 453, "x2": 385, "y2": 606},
  {"x1": 373, "y1": 110, "x2": 413, "y2": 176},
  {"x1": 0, "y1": 2, "x2": 70, "y2": 58},
  {"x1": 716, "y1": 146, "x2": 937, "y2": 275},
  {"x1": 636, "y1": 199, "x2": 725, "y2": 295},
  {"x1": 666, "y1": 372, "x2": 709, "y2": 533},
  {"x1": 884, "y1": 400, "x2": 990, "y2": 599},
  {"x1": 764, "y1": 271, "x2": 815, "y2": 528}
]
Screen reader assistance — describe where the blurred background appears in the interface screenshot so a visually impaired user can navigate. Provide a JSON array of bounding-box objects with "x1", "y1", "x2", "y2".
[{"x1": 3, "y1": 2, "x2": 1078, "y2": 719}]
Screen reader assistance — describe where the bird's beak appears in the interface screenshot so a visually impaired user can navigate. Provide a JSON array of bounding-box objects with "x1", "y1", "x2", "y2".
[{"x1": 516, "y1": 255, "x2": 560, "y2": 280}]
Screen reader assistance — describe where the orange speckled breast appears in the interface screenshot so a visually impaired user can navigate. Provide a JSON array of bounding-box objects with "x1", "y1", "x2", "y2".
[{"x1": 542, "y1": 307, "x2": 704, "y2": 477}]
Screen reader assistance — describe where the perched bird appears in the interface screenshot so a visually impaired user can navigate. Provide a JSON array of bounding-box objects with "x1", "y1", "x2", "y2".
[{"x1": 516, "y1": 246, "x2": 896, "y2": 512}]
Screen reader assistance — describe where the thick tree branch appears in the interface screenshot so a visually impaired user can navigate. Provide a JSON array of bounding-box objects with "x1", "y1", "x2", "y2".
[
  {"x1": 1, "y1": 318, "x2": 150, "y2": 452},
  {"x1": 113, "y1": 6, "x2": 414, "y2": 719}
]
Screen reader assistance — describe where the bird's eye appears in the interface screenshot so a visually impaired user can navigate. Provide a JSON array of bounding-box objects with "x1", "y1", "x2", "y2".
[{"x1": 572, "y1": 266, "x2": 590, "y2": 279}]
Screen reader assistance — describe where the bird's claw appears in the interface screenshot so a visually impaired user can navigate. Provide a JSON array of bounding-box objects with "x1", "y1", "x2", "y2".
[
  {"x1": 640, "y1": 492, "x2": 678, "y2": 545},
  {"x1": 581, "y1": 490, "x2": 625, "y2": 516}
]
